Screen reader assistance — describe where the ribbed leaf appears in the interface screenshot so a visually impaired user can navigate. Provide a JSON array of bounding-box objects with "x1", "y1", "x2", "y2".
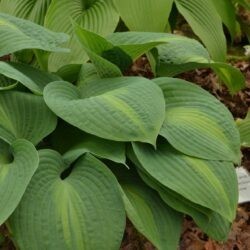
[
  {"x1": 154, "y1": 77, "x2": 241, "y2": 163},
  {"x1": 132, "y1": 141, "x2": 238, "y2": 222},
  {"x1": 211, "y1": 0, "x2": 236, "y2": 39},
  {"x1": 113, "y1": 0, "x2": 173, "y2": 32},
  {"x1": 107, "y1": 31, "x2": 245, "y2": 93},
  {"x1": 0, "y1": 91, "x2": 57, "y2": 145},
  {"x1": 237, "y1": 111, "x2": 250, "y2": 147},
  {"x1": 107, "y1": 31, "x2": 199, "y2": 60},
  {"x1": 0, "y1": 0, "x2": 52, "y2": 25},
  {"x1": 0, "y1": 62, "x2": 60, "y2": 94},
  {"x1": 156, "y1": 41, "x2": 245, "y2": 93},
  {"x1": 138, "y1": 170, "x2": 232, "y2": 241},
  {"x1": 44, "y1": 78, "x2": 165, "y2": 145},
  {"x1": 9, "y1": 151, "x2": 125, "y2": 250},
  {"x1": 77, "y1": 63, "x2": 99, "y2": 87},
  {"x1": 45, "y1": 0, "x2": 119, "y2": 71},
  {"x1": 118, "y1": 171, "x2": 182, "y2": 250},
  {"x1": 0, "y1": 12, "x2": 69, "y2": 57},
  {"x1": 175, "y1": 0, "x2": 226, "y2": 61},
  {"x1": 0, "y1": 139, "x2": 38, "y2": 224},
  {"x1": 63, "y1": 133, "x2": 126, "y2": 165},
  {"x1": 127, "y1": 147, "x2": 232, "y2": 241},
  {"x1": 74, "y1": 25, "x2": 122, "y2": 77}
]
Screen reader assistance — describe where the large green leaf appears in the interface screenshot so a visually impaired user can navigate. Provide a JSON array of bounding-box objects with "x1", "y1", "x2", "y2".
[
  {"x1": 107, "y1": 31, "x2": 245, "y2": 93},
  {"x1": 0, "y1": 62, "x2": 60, "y2": 94},
  {"x1": 63, "y1": 133, "x2": 126, "y2": 165},
  {"x1": 138, "y1": 170, "x2": 232, "y2": 241},
  {"x1": 236, "y1": 111, "x2": 250, "y2": 147},
  {"x1": 0, "y1": 139, "x2": 38, "y2": 225},
  {"x1": 0, "y1": 91, "x2": 57, "y2": 145},
  {"x1": 0, "y1": 0, "x2": 52, "y2": 25},
  {"x1": 153, "y1": 77, "x2": 241, "y2": 163},
  {"x1": 0, "y1": 12, "x2": 69, "y2": 57},
  {"x1": 211, "y1": 0, "x2": 236, "y2": 39},
  {"x1": 44, "y1": 78, "x2": 165, "y2": 145},
  {"x1": 45, "y1": 0, "x2": 119, "y2": 71},
  {"x1": 175, "y1": 0, "x2": 226, "y2": 61},
  {"x1": 107, "y1": 31, "x2": 199, "y2": 60},
  {"x1": 118, "y1": 170, "x2": 182, "y2": 250},
  {"x1": 113, "y1": 0, "x2": 173, "y2": 32},
  {"x1": 132, "y1": 141, "x2": 238, "y2": 222},
  {"x1": 9, "y1": 151, "x2": 125, "y2": 250},
  {"x1": 156, "y1": 42, "x2": 245, "y2": 93}
]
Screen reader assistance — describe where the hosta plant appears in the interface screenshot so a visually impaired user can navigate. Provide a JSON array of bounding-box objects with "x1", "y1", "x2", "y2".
[
  {"x1": 0, "y1": 0, "x2": 248, "y2": 86},
  {"x1": 0, "y1": 13, "x2": 242, "y2": 250}
]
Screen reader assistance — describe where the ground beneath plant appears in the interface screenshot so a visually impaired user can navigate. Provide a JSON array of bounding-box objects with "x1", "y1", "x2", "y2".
[{"x1": 121, "y1": 58, "x2": 250, "y2": 250}]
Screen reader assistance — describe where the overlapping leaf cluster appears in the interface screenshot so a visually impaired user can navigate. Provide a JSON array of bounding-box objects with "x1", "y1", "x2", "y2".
[{"x1": 0, "y1": 1, "x2": 245, "y2": 250}]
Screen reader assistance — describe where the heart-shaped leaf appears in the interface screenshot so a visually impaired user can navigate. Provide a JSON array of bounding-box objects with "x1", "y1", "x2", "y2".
[
  {"x1": 132, "y1": 141, "x2": 238, "y2": 222},
  {"x1": 0, "y1": 139, "x2": 38, "y2": 224},
  {"x1": 9, "y1": 151, "x2": 125, "y2": 250},
  {"x1": 45, "y1": 0, "x2": 119, "y2": 71},
  {"x1": 154, "y1": 77, "x2": 241, "y2": 163},
  {"x1": 0, "y1": 91, "x2": 57, "y2": 144},
  {"x1": 44, "y1": 78, "x2": 165, "y2": 145},
  {"x1": 0, "y1": 12, "x2": 69, "y2": 57}
]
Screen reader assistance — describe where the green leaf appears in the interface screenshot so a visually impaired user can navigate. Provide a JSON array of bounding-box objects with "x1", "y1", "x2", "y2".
[
  {"x1": 107, "y1": 31, "x2": 245, "y2": 93},
  {"x1": 138, "y1": 170, "x2": 232, "y2": 241},
  {"x1": 0, "y1": 12, "x2": 69, "y2": 57},
  {"x1": 9, "y1": 151, "x2": 125, "y2": 250},
  {"x1": 0, "y1": 0, "x2": 52, "y2": 25},
  {"x1": 0, "y1": 62, "x2": 60, "y2": 94},
  {"x1": 153, "y1": 77, "x2": 241, "y2": 163},
  {"x1": 74, "y1": 25, "x2": 122, "y2": 77},
  {"x1": 107, "y1": 31, "x2": 193, "y2": 60},
  {"x1": 211, "y1": 0, "x2": 236, "y2": 39},
  {"x1": 0, "y1": 75, "x2": 17, "y2": 90},
  {"x1": 0, "y1": 91, "x2": 57, "y2": 145},
  {"x1": 233, "y1": 0, "x2": 250, "y2": 10},
  {"x1": 63, "y1": 133, "x2": 126, "y2": 165},
  {"x1": 77, "y1": 63, "x2": 99, "y2": 88},
  {"x1": 175, "y1": 0, "x2": 227, "y2": 61},
  {"x1": 118, "y1": 170, "x2": 182, "y2": 250},
  {"x1": 237, "y1": 111, "x2": 250, "y2": 147},
  {"x1": 132, "y1": 141, "x2": 238, "y2": 222},
  {"x1": 113, "y1": 0, "x2": 173, "y2": 32},
  {"x1": 45, "y1": 0, "x2": 119, "y2": 71},
  {"x1": 156, "y1": 39, "x2": 245, "y2": 93},
  {"x1": 44, "y1": 78, "x2": 165, "y2": 145},
  {"x1": 0, "y1": 139, "x2": 38, "y2": 224}
]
